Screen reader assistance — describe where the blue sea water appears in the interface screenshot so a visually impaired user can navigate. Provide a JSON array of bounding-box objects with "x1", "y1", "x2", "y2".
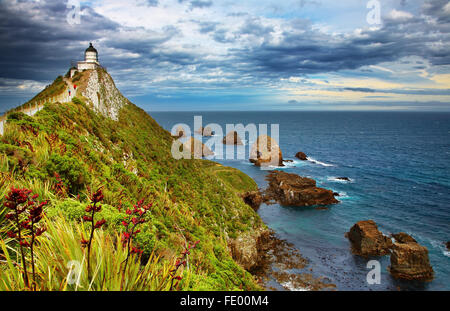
[{"x1": 150, "y1": 111, "x2": 450, "y2": 291}]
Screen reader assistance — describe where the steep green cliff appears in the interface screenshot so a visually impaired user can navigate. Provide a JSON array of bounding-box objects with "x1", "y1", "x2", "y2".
[{"x1": 0, "y1": 69, "x2": 265, "y2": 290}]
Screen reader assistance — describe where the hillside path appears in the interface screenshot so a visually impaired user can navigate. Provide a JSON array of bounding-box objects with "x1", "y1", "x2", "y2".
[{"x1": 0, "y1": 79, "x2": 77, "y2": 135}]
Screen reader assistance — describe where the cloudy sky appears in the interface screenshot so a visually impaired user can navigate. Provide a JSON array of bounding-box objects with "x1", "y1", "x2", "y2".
[{"x1": 0, "y1": 0, "x2": 449, "y2": 111}]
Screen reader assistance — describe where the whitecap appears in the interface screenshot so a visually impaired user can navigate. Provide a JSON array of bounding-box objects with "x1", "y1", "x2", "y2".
[
  {"x1": 327, "y1": 176, "x2": 354, "y2": 183},
  {"x1": 308, "y1": 157, "x2": 335, "y2": 167},
  {"x1": 337, "y1": 191, "x2": 349, "y2": 198}
]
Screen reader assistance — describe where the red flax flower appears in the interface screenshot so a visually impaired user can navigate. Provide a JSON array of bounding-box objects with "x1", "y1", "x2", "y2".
[
  {"x1": 170, "y1": 239, "x2": 200, "y2": 290},
  {"x1": 82, "y1": 188, "x2": 106, "y2": 279},
  {"x1": 120, "y1": 199, "x2": 152, "y2": 274},
  {"x1": 3, "y1": 187, "x2": 48, "y2": 290},
  {"x1": 52, "y1": 173, "x2": 67, "y2": 198}
]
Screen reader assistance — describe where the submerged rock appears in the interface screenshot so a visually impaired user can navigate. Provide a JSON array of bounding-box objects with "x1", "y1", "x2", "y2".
[
  {"x1": 295, "y1": 152, "x2": 308, "y2": 161},
  {"x1": 389, "y1": 232, "x2": 434, "y2": 281},
  {"x1": 223, "y1": 131, "x2": 243, "y2": 145},
  {"x1": 249, "y1": 135, "x2": 283, "y2": 167},
  {"x1": 242, "y1": 191, "x2": 263, "y2": 211},
  {"x1": 264, "y1": 171, "x2": 338, "y2": 207},
  {"x1": 345, "y1": 220, "x2": 393, "y2": 257}
]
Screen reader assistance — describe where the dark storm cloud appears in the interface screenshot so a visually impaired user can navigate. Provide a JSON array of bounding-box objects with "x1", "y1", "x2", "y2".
[
  {"x1": 0, "y1": 0, "x2": 449, "y2": 101},
  {"x1": 227, "y1": 0, "x2": 450, "y2": 78},
  {"x1": 0, "y1": 0, "x2": 119, "y2": 80}
]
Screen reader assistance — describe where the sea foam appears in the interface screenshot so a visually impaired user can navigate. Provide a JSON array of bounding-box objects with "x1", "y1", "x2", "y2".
[{"x1": 308, "y1": 157, "x2": 335, "y2": 167}]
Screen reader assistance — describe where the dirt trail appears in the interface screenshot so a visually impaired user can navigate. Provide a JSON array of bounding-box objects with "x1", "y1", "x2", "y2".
[{"x1": 0, "y1": 79, "x2": 76, "y2": 135}]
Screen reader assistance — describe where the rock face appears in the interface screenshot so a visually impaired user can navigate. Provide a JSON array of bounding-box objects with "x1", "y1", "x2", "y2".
[
  {"x1": 249, "y1": 135, "x2": 283, "y2": 167},
  {"x1": 346, "y1": 220, "x2": 393, "y2": 257},
  {"x1": 195, "y1": 127, "x2": 214, "y2": 137},
  {"x1": 228, "y1": 229, "x2": 270, "y2": 271},
  {"x1": 389, "y1": 233, "x2": 434, "y2": 281},
  {"x1": 391, "y1": 232, "x2": 417, "y2": 244},
  {"x1": 295, "y1": 152, "x2": 308, "y2": 161},
  {"x1": 223, "y1": 131, "x2": 243, "y2": 145},
  {"x1": 182, "y1": 137, "x2": 214, "y2": 158},
  {"x1": 80, "y1": 68, "x2": 127, "y2": 121},
  {"x1": 242, "y1": 191, "x2": 263, "y2": 211},
  {"x1": 264, "y1": 171, "x2": 339, "y2": 207}
]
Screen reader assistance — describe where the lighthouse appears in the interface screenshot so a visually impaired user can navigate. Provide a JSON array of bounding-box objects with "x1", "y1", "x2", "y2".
[
  {"x1": 84, "y1": 43, "x2": 99, "y2": 63},
  {"x1": 70, "y1": 43, "x2": 100, "y2": 77}
]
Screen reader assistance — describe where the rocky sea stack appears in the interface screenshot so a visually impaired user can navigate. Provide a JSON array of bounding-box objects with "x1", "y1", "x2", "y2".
[
  {"x1": 249, "y1": 135, "x2": 283, "y2": 167},
  {"x1": 389, "y1": 233, "x2": 434, "y2": 281},
  {"x1": 346, "y1": 220, "x2": 393, "y2": 257},
  {"x1": 295, "y1": 151, "x2": 308, "y2": 161},
  {"x1": 223, "y1": 131, "x2": 243, "y2": 145},
  {"x1": 346, "y1": 221, "x2": 435, "y2": 281},
  {"x1": 264, "y1": 171, "x2": 339, "y2": 207}
]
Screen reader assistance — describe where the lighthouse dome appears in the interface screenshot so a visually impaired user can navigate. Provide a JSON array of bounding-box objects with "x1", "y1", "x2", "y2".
[{"x1": 84, "y1": 43, "x2": 98, "y2": 63}]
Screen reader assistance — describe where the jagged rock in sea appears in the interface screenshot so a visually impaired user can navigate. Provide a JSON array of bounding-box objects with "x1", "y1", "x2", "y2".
[
  {"x1": 389, "y1": 233, "x2": 434, "y2": 281},
  {"x1": 295, "y1": 151, "x2": 308, "y2": 161},
  {"x1": 264, "y1": 171, "x2": 339, "y2": 207},
  {"x1": 249, "y1": 135, "x2": 283, "y2": 167},
  {"x1": 345, "y1": 220, "x2": 393, "y2": 257},
  {"x1": 182, "y1": 137, "x2": 214, "y2": 158},
  {"x1": 446, "y1": 241, "x2": 450, "y2": 250},
  {"x1": 195, "y1": 126, "x2": 214, "y2": 137},
  {"x1": 228, "y1": 228, "x2": 270, "y2": 271},
  {"x1": 223, "y1": 131, "x2": 243, "y2": 145},
  {"x1": 242, "y1": 190, "x2": 263, "y2": 211}
]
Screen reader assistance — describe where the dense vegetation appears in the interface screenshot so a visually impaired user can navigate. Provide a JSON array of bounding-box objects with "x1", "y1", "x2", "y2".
[{"x1": 0, "y1": 91, "x2": 264, "y2": 290}]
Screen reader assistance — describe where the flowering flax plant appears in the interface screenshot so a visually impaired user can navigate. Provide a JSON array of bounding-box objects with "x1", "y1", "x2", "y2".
[
  {"x1": 4, "y1": 187, "x2": 48, "y2": 290},
  {"x1": 81, "y1": 188, "x2": 106, "y2": 279},
  {"x1": 170, "y1": 240, "x2": 199, "y2": 290},
  {"x1": 121, "y1": 199, "x2": 152, "y2": 273}
]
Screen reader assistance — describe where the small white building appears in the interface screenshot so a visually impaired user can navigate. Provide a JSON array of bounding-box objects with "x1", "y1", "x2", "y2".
[{"x1": 70, "y1": 43, "x2": 100, "y2": 77}]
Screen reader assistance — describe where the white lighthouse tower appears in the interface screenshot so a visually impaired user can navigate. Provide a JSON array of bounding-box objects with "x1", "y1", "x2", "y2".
[{"x1": 71, "y1": 43, "x2": 100, "y2": 77}]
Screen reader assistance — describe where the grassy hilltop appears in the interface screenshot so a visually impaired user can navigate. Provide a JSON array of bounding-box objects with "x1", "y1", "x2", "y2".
[{"x1": 0, "y1": 69, "x2": 264, "y2": 291}]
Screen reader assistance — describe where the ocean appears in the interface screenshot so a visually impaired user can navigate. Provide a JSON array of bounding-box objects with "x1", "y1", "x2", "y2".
[{"x1": 150, "y1": 111, "x2": 450, "y2": 291}]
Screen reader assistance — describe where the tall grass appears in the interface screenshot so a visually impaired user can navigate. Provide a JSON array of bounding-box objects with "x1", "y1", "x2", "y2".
[{"x1": 0, "y1": 214, "x2": 192, "y2": 291}]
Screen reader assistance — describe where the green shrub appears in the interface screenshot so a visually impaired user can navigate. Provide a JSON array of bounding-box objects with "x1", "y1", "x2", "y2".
[{"x1": 45, "y1": 153, "x2": 89, "y2": 194}]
